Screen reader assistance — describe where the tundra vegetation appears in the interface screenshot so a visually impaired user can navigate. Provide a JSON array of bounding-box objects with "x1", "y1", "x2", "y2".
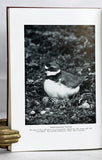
[{"x1": 25, "y1": 25, "x2": 95, "y2": 125}]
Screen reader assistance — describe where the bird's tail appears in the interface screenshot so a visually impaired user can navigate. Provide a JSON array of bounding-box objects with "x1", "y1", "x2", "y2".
[{"x1": 78, "y1": 75, "x2": 88, "y2": 87}]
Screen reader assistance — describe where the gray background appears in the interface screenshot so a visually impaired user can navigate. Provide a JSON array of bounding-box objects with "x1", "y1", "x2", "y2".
[{"x1": 0, "y1": 0, "x2": 102, "y2": 113}]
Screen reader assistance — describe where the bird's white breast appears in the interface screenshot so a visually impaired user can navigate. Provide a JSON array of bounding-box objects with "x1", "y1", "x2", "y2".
[{"x1": 44, "y1": 79, "x2": 80, "y2": 98}]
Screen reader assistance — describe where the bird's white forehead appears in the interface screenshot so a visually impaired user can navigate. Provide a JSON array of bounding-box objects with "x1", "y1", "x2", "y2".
[
  {"x1": 46, "y1": 69, "x2": 61, "y2": 76},
  {"x1": 45, "y1": 65, "x2": 49, "y2": 69}
]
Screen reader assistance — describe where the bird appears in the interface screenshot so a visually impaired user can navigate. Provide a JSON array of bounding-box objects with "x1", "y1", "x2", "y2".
[{"x1": 44, "y1": 62, "x2": 87, "y2": 98}]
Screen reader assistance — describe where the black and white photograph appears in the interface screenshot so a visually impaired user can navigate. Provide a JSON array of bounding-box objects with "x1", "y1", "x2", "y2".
[{"x1": 25, "y1": 25, "x2": 95, "y2": 125}]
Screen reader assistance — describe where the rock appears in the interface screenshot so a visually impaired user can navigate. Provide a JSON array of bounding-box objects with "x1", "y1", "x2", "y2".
[
  {"x1": 40, "y1": 110, "x2": 46, "y2": 115},
  {"x1": 78, "y1": 71, "x2": 82, "y2": 75},
  {"x1": 49, "y1": 112, "x2": 53, "y2": 115},
  {"x1": 26, "y1": 62, "x2": 38, "y2": 67},
  {"x1": 33, "y1": 78, "x2": 43, "y2": 85},
  {"x1": 83, "y1": 51, "x2": 87, "y2": 55},
  {"x1": 42, "y1": 97, "x2": 49, "y2": 104},
  {"x1": 30, "y1": 110, "x2": 36, "y2": 115},
  {"x1": 88, "y1": 72, "x2": 95, "y2": 76},
  {"x1": 51, "y1": 97, "x2": 59, "y2": 104},
  {"x1": 34, "y1": 100, "x2": 40, "y2": 106},
  {"x1": 45, "y1": 108, "x2": 50, "y2": 112},
  {"x1": 71, "y1": 114, "x2": 77, "y2": 120},
  {"x1": 88, "y1": 68, "x2": 91, "y2": 71},
  {"x1": 60, "y1": 105, "x2": 66, "y2": 109},
  {"x1": 78, "y1": 101, "x2": 90, "y2": 109},
  {"x1": 26, "y1": 117, "x2": 29, "y2": 121},
  {"x1": 68, "y1": 63, "x2": 75, "y2": 67},
  {"x1": 27, "y1": 79, "x2": 34, "y2": 84},
  {"x1": 59, "y1": 112, "x2": 64, "y2": 115}
]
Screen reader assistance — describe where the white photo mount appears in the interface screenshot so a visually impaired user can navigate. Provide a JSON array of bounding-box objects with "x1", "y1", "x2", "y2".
[{"x1": 7, "y1": 8, "x2": 102, "y2": 152}]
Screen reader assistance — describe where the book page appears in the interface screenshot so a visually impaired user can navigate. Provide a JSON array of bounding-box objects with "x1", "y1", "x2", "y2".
[{"x1": 8, "y1": 8, "x2": 102, "y2": 151}]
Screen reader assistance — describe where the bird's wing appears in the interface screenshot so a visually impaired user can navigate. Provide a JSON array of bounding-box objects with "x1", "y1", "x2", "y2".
[{"x1": 60, "y1": 71, "x2": 84, "y2": 88}]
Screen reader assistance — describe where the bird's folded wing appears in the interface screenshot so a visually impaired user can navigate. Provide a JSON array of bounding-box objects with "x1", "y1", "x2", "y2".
[{"x1": 60, "y1": 71, "x2": 84, "y2": 88}]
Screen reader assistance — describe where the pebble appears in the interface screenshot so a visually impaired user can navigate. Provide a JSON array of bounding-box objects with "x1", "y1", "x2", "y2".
[
  {"x1": 49, "y1": 112, "x2": 53, "y2": 115},
  {"x1": 28, "y1": 62, "x2": 38, "y2": 67},
  {"x1": 45, "y1": 108, "x2": 50, "y2": 112},
  {"x1": 88, "y1": 68, "x2": 91, "y2": 71},
  {"x1": 26, "y1": 117, "x2": 29, "y2": 121},
  {"x1": 30, "y1": 110, "x2": 36, "y2": 115},
  {"x1": 51, "y1": 97, "x2": 59, "y2": 104},
  {"x1": 78, "y1": 102, "x2": 90, "y2": 109},
  {"x1": 40, "y1": 110, "x2": 46, "y2": 115},
  {"x1": 42, "y1": 97, "x2": 49, "y2": 104},
  {"x1": 27, "y1": 79, "x2": 34, "y2": 84},
  {"x1": 60, "y1": 105, "x2": 66, "y2": 109},
  {"x1": 34, "y1": 100, "x2": 40, "y2": 106}
]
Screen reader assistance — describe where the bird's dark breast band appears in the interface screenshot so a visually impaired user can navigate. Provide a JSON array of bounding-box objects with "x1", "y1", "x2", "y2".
[{"x1": 46, "y1": 71, "x2": 61, "y2": 82}]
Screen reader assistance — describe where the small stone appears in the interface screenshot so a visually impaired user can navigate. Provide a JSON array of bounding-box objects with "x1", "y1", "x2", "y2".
[
  {"x1": 78, "y1": 101, "x2": 90, "y2": 109},
  {"x1": 26, "y1": 117, "x2": 29, "y2": 121},
  {"x1": 59, "y1": 112, "x2": 64, "y2": 115},
  {"x1": 60, "y1": 105, "x2": 66, "y2": 109},
  {"x1": 83, "y1": 51, "x2": 87, "y2": 55},
  {"x1": 71, "y1": 114, "x2": 77, "y2": 120},
  {"x1": 88, "y1": 68, "x2": 91, "y2": 71},
  {"x1": 30, "y1": 110, "x2": 36, "y2": 115},
  {"x1": 42, "y1": 97, "x2": 49, "y2": 104},
  {"x1": 40, "y1": 110, "x2": 46, "y2": 115},
  {"x1": 89, "y1": 72, "x2": 95, "y2": 76},
  {"x1": 78, "y1": 71, "x2": 82, "y2": 75},
  {"x1": 28, "y1": 62, "x2": 38, "y2": 67},
  {"x1": 51, "y1": 97, "x2": 59, "y2": 104},
  {"x1": 45, "y1": 108, "x2": 50, "y2": 112},
  {"x1": 34, "y1": 100, "x2": 40, "y2": 106},
  {"x1": 49, "y1": 112, "x2": 53, "y2": 115},
  {"x1": 27, "y1": 79, "x2": 34, "y2": 84}
]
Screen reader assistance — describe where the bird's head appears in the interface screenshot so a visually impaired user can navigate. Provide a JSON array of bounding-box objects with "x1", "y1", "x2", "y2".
[{"x1": 45, "y1": 62, "x2": 61, "y2": 77}]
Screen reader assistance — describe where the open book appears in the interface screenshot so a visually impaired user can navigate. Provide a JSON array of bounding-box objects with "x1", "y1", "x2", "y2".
[{"x1": 7, "y1": 7, "x2": 102, "y2": 152}]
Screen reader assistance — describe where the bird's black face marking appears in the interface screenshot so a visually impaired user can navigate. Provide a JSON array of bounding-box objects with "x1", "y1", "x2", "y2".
[
  {"x1": 44, "y1": 62, "x2": 61, "y2": 77},
  {"x1": 45, "y1": 63, "x2": 60, "y2": 72},
  {"x1": 48, "y1": 67, "x2": 58, "y2": 72}
]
